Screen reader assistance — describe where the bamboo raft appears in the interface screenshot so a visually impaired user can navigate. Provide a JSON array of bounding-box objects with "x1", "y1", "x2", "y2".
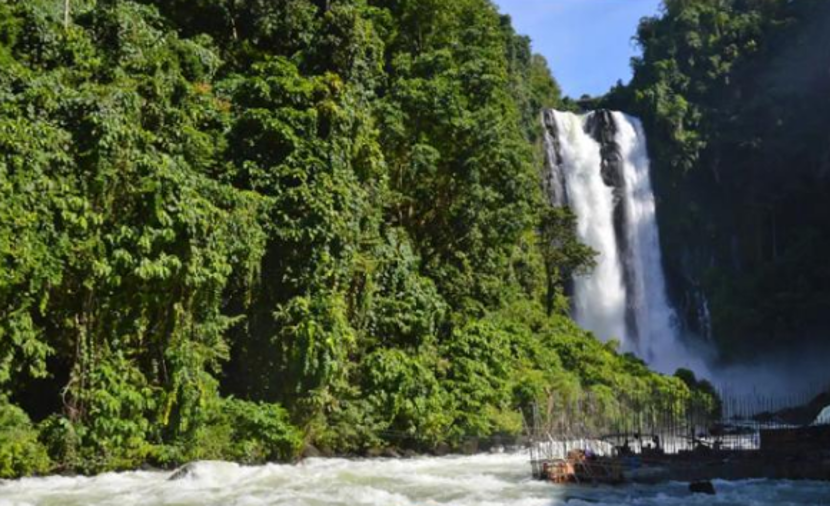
[{"x1": 542, "y1": 450, "x2": 624, "y2": 485}]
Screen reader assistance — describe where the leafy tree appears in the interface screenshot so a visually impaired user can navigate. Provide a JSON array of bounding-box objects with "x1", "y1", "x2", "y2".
[{"x1": 607, "y1": 0, "x2": 830, "y2": 358}]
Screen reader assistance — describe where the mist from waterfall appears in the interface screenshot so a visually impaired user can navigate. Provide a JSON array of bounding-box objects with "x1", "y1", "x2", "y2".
[{"x1": 545, "y1": 110, "x2": 707, "y2": 374}]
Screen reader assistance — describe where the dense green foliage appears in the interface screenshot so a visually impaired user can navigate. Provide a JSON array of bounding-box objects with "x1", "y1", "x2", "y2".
[
  {"x1": 606, "y1": 0, "x2": 830, "y2": 358},
  {"x1": 0, "y1": 397, "x2": 50, "y2": 478},
  {"x1": 0, "y1": 0, "x2": 699, "y2": 476}
]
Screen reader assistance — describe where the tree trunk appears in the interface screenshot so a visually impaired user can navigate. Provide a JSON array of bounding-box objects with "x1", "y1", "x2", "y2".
[
  {"x1": 228, "y1": 0, "x2": 239, "y2": 41},
  {"x1": 64, "y1": 0, "x2": 70, "y2": 29}
]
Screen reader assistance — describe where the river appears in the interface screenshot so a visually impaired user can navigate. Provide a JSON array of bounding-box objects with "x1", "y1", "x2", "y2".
[{"x1": 2, "y1": 452, "x2": 828, "y2": 506}]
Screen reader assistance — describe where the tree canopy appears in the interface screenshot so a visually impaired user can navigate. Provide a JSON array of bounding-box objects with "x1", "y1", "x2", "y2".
[{"x1": 605, "y1": 0, "x2": 830, "y2": 359}]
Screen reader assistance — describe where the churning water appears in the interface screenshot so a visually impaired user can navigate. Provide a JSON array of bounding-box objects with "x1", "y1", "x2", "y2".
[{"x1": 1, "y1": 453, "x2": 828, "y2": 506}]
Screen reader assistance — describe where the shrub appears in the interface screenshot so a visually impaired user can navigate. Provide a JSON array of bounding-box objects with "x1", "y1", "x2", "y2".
[
  {"x1": 221, "y1": 398, "x2": 303, "y2": 464},
  {"x1": 0, "y1": 398, "x2": 51, "y2": 478}
]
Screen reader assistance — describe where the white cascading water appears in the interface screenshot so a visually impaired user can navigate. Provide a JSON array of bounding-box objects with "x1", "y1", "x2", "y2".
[
  {"x1": 2, "y1": 454, "x2": 828, "y2": 505},
  {"x1": 614, "y1": 112, "x2": 679, "y2": 366},
  {"x1": 549, "y1": 112, "x2": 628, "y2": 346},
  {"x1": 547, "y1": 110, "x2": 700, "y2": 373}
]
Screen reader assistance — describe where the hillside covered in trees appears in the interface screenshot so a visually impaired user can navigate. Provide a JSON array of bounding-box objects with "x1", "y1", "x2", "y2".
[
  {"x1": 603, "y1": 0, "x2": 830, "y2": 360},
  {"x1": 0, "y1": 0, "x2": 710, "y2": 477}
]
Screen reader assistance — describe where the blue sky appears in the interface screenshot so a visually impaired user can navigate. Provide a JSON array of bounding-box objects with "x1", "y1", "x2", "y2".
[{"x1": 493, "y1": 0, "x2": 663, "y2": 98}]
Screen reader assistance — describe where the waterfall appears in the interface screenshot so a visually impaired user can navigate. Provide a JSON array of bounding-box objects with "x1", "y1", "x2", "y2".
[
  {"x1": 544, "y1": 110, "x2": 628, "y2": 345},
  {"x1": 544, "y1": 109, "x2": 693, "y2": 372},
  {"x1": 694, "y1": 288, "x2": 714, "y2": 342}
]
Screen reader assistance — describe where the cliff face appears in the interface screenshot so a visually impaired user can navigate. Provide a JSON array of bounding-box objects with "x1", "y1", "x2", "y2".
[{"x1": 607, "y1": 0, "x2": 830, "y2": 360}]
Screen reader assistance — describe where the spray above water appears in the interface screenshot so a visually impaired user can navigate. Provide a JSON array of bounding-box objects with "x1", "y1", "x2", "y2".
[{"x1": 544, "y1": 110, "x2": 707, "y2": 375}]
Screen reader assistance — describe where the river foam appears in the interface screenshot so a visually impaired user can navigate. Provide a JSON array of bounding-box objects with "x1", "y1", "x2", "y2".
[{"x1": 1, "y1": 453, "x2": 828, "y2": 506}]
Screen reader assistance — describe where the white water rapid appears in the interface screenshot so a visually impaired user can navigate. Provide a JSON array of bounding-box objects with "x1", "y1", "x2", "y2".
[
  {"x1": 2, "y1": 453, "x2": 828, "y2": 506},
  {"x1": 545, "y1": 110, "x2": 704, "y2": 373}
]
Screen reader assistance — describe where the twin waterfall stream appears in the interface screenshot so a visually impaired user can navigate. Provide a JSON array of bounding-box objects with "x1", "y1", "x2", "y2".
[{"x1": 544, "y1": 110, "x2": 688, "y2": 373}]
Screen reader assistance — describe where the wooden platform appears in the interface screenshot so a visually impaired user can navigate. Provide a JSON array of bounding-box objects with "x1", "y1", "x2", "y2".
[{"x1": 536, "y1": 446, "x2": 830, "y2": 485}]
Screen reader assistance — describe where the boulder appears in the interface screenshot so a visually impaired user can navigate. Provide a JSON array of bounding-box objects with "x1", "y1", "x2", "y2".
[
  {"x1": 301, "y1": 443, "x2": 323, "y2": 459},
  {"x1": 381, "y1": 448, "x2": 402, "y2": 459},
  {"x1": 689, "y1": 480, "x2": 716, "y2": 495},
  {"x1": 432, "y1": 442, "x2": 451, "y2": 456},
  {"x1": 460, "y1": 438, "x2": 478, "y2": 455},
  {"x1": 364, "y1": 447, "x2": 383, "y2": 458},
  {"x1": 168, "y1": 463, "x2": 198, "y2": 481}
]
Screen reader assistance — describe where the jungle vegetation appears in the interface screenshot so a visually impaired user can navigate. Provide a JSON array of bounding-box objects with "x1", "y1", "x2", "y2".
[
  {"x1": 605, "y1": 0, "x2": 830, "y2": 359},
  {"x1": 0, "y1": 0, "x2": 705, "y2": 477}
]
